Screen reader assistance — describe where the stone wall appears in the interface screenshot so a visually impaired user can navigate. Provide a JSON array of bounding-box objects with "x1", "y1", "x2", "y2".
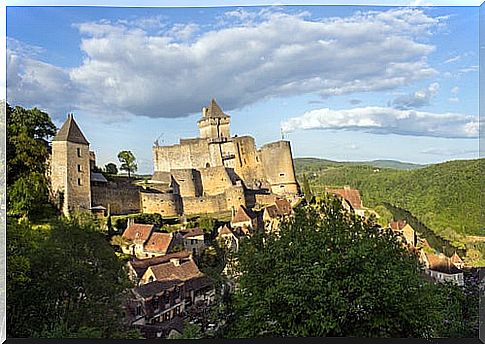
[
  {"x1": 182, "y1": 193, "x2": 227, "y2": 215},
  {"x1": 51, "y1": 141, "x2": 91, "y2": 216},
  {"x1": 199, "y1": 166, "x2": 233, "y2": 196},
  {"x1": 260, "y1": 140, "x2": 299, "y2": 195},
  {"x1": 140, "y1": 191, "x2": 180, "y2": 217},
  {"x1": 171, "y1": 169, "x2": 202, "y2": 197},
  {"x1": 91, "y1": 185, "x2": 141, "y2": 215}
]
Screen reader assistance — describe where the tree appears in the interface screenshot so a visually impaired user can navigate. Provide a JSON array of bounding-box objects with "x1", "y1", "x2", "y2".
[
  {"x1": 117, "y1": 151, "x2": 137, "y2": 178},
  {"x1": 7, "y1": 215, "x2": 134, "y2": 338},
  {"x1": 222, "y1": 196, "x2": 449, "y2": 338},
  {"x1": 172, "y1": 322, "x2": 203, "y2": 339},
  {"x1": 301, "y1": 173, "x2": 313, "y2": 204},
  {"x1": 104, "y1": 163, "x2": 118, "y2": 175},
  {"x1": 7, "y1": 104, "x2": 56, "y2": 218}
]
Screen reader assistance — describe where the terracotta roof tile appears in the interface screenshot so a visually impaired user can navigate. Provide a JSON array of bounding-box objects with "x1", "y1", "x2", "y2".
[
  {"x1": 274, "y1": 198, "x2": 292, "y2": 215},
  {"x1": 451, "y1": 252, "x2": 464, "y2": 264},
  {"x1": 182, "y1": 228, "x2": 204, "y2": 239},
  {"x1": 130, "y1": 251, "x2": 191, "y2": 278},
  {"x1": 122, "y1": 223, "x2": 155, "y2": 243},
  {"x1": 232, "y1": 205, "x2": 256, "y2": 223},
  {"x1": 326, "y1": 187, "x2": 363, "y2": 210},
  {"x1": 389, "y1": 220, "x2": 407, "y2": 231},
  {"x1": 425, "y1": 253, "x2": 462, "y2": 274},
  {"x1": 149, "y1": 259, "x2": 202, "y2": 282},
  {"x1": 144, "y1": 232, "x2": 174, "y2": 253}
]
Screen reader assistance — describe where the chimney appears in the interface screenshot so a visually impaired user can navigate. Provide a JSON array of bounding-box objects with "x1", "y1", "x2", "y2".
[
  {"x1": 170, "y1": 258, "x2": 181, "y2": 267},
  {"x1": 127, "y1": 218, "x2": 135, "y2": 227}
]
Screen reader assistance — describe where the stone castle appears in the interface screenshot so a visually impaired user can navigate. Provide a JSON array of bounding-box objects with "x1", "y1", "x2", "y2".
[{"x1": 50, "y1": 99, "x2": 300, "y2": 217}]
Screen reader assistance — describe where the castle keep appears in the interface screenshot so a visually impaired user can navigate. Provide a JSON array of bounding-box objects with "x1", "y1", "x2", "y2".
[{"x1": 50, "y1": 100, "x2": 300, "y2": 217}]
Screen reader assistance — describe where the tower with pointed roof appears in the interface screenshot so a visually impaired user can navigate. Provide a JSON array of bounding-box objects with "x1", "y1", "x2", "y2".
[
  {"x1": 197, "y1": 99, "x2": 231, "y2": 140},
  {"x1": 50, "y1": 113, "x2": 91, "y2": 216}
]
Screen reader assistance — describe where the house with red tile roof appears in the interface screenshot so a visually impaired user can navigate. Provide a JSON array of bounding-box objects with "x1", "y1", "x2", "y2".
[
  {"x1": 451, "y1": 252, "x2": 465, "y2": 269},
  {"x1": 217, "y1": 225, "x2": 243, "y2": 252},
  {"x1": 180, "y1": 228, "x2": 206, "y2": 256},
  {"x1": 325, "y1": 186, "x2": 365, "y2": 217},
  {"x1": 121, "y1": 220, "x2": 177, "y2": 259},
  {"x1": 140, "y1": 255, "x2": 203, "y2": 285},
  {"x1": 389, "y1": 220, "x2": 417, "y2": 247},
  {"x1": 420, "y1": 251, "x2": 464, "y2": 286},
  {"x1": 231, "y1": 205, "x2": 258, "y2": 232}
]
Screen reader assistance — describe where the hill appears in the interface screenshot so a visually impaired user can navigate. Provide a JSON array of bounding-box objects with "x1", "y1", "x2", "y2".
[
  {"x1": 294, "y1": 158, "x2": 483, "y2": 261},
  {"x1": 295, "y1": 157, "x2": 425, "y2": 172}
]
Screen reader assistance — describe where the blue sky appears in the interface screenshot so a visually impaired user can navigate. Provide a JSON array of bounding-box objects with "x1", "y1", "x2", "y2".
[{"x1": 6, "y1": 4, "x2": 480, "y2": 173}]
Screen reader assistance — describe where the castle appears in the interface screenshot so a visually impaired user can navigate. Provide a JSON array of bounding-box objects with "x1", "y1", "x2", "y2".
[{"x1": 50, "y1": 99, "x2": 300, "y2": 217}]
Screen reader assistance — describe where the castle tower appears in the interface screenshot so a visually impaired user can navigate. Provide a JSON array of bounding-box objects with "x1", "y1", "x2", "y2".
[
  {"x1": 50, "y1": 114, "x2": 91, "y2": 217},
  {"x1": 197, "y1": 99, "x2": 231, "y2": 140}
]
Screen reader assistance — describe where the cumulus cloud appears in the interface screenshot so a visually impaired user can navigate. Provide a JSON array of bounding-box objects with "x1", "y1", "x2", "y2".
[
  {"x1": 391, "y1": 82, "x2": 439, "y2": 109},
  {"x1": 8, "y1": 7, "x2": 444, "y2": 119},
  {"x1": 281, "y1": 106, "x2": 478, "y2": 138}
]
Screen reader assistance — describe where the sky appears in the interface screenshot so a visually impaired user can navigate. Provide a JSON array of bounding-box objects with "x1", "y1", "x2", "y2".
[{"x1": 6, "y1": 3, "x2": 481, "y2": 174}]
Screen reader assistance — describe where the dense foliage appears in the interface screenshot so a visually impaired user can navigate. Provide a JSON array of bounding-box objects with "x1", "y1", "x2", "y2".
[
  {"x1": 7, "y1": 215, "x2": 136, "y2": 338},
  {"x1": 7, "y1": 103, "x2": 57, "y2": 217},
  {"x1": 295, "y1": 158, "x2": 483, "y2": 255},
  {"x1": 220, "y1": 197, "x2": 476, "y2": 338}
]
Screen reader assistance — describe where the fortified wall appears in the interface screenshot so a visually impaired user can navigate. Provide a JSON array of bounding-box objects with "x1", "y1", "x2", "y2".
[
  {"x1": 50, "y1": 100, "x2": 300, "y2": 218},
  {"x1": 145, "y1": 99, "x2": 300, "y2": 216}
]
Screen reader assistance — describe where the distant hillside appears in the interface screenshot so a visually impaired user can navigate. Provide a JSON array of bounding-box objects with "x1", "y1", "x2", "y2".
[
  {"x1": 295, "y1": 158, "x2": 483, "y2": 253},
  {"x1": 294, "y1": 157, "x2": 425, "y2": 172}
]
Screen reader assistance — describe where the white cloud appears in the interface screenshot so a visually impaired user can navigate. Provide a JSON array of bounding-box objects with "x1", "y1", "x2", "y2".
[
  {"x1": 391, "y1": 82, "x2": 439, "y2": 109},
  {"x1": 8, "y1": 8, "x2": 444, "y2": 119},
  {"x1": 281, "y1": 106, "x2": 478, "y2": 139}
]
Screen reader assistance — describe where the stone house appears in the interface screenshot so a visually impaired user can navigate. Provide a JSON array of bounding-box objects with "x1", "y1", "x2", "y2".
[
  {"x1": 325, "y1": 186, "x2": 365, "y2": 217},
  {"x1": 217, "y1": 225, "x2": 243, "y2": 252},
  {"x1": 262, "y1": 197, "x2": 293, "y2": 233},
  {"x1": 230, "y1": 205, "x2": 258, "y2": 233},
  {"x1": 128, "y1": 251, "x2": 192, "y2": 285},
  {"x1": 125, "y1": 252, "x2": 215, "y2": 338},
  {"x1": 178, "y1": 228, "x2": 206, "y2": 256},
  {"x1": 420, "y1": 251, "x2": 464, "y2": 286},
  {"x1": 389, "y1": 220, "x2": 417, "y2": 247},
  {"x1": 121, "y1": 220, "x2": 176, "y2": 259}
]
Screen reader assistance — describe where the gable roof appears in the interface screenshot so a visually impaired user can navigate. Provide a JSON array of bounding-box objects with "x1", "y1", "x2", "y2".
[
  {"x1": 389, "y1": 220, "x2": 407, "y2": 231},
  {"x1": 264, "y1": 205, "x2": 279, "y2": 219},
  {"x1": 52, "y1": 114, "x2": 89, "y2": 145},
  {"x1": 326, "y1": 187, "x2": 363, "y2": 210},
  {"x1": 90, "y1": 172, "x2": 108, "y2": 183},
  {"x1": 182, "y1": 227, "x2": 204, "y2": 239},
  {"x1": 129, "y1": 251, "x2": 191, "y2": 278},
  {"x1": 206, "y1": 98, "x2": 229, "y2": 118},
  {"x1": 451, "y1": 252, "x2": 464, "y2": 264},
  {"x1": 122, "y1": 223, "x2": 155, "y2": 243},
  {"x1": 425, "y1": 253, "x2": 463, "y2": 275},
  {"x1": 232, "y1": 205, "x2": 257, "y2": 223},
  {"x1": 144, "y1": 232, "x2": 174, "y2": 253},
  {"x1": 147, "y1": 259, "x2": 202, "y2": 282},
  {"x1": 218, "y1": 225, "x2": 233, "y2": 236},
  {"x1": 274, "y1": 198, "x2": 292, "y2": 215}
]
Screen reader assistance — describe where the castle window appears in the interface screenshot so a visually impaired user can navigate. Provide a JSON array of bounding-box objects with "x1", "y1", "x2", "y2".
[
  {"x1": 77, "y1": 164, "x2": 82, "y2": 172},
  {"x1": 77, "y1": 178, "x2": 82, "y2": 186},
  {"x1": 279, "y1": 173, "x2": 285, "y2": 177},
  {"x1": 206, "y1": 163, "x2": 210, "y2": 168},
  {"x1": 77, "y1": 148, "x2": 81, "y2": 157}
]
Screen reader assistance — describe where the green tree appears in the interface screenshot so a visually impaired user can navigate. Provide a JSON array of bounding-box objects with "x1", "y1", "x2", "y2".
[
  {"x1": 223, "y1": 196, "x2": 447, "y2": 338},
  {"x1": 117, "y1": 150, "x2": 137, "y2": 178},
  {"x1": 104, "y1": 162, "x2": 118, "y2": 175},
  {"x1": 198, "y1": 216, "x2": 216, "y2": 233},
  {"x1": 7, "y1": 104, "x2": 56, "y2": 217},
  {"x1": 171, "y1": 322, "x2": 203, "y2": 339},
  {"x1": 7, "y1": 216, "x2": 134, "y2": 338},
  {"x1": 301, "y1": 173, "x2": 313, "y2": 204}
]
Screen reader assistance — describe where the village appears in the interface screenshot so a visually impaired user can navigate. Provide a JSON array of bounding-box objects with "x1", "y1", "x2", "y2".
[{"x1": 41, "y1": 99, "x2": 475, "y2": 339}]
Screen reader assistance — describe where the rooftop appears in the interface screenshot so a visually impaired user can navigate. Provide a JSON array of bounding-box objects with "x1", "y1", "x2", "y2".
[
  {"x1": 122, "y1": 223, "x2": 155, "y2": 243},
  {"x1": 52, "y1": 113, "x2": 89, "y2": 145},
  {"x1": 325, "y1": 186, "x2": 363, "y2": 210}
]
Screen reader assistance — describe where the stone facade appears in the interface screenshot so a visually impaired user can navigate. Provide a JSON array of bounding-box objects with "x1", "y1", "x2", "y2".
[
  {"x1": 49, "y1": 100, "x2": 300, "y2": 217},
  {"x1": 148, "y1": 99, "x2": 300, "y2": 215},
  {"x1": 50, "y1": 114, "x2": 91, "y2": 217}
]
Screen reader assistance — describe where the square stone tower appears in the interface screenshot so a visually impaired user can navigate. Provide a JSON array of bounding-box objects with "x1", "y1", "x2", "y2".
[
  {"x1": 50, "y1": 114, "x2": 91, "y2": 217},
  {"x1": 197, "y1": 99, "x2": 231, "y2": 139}
]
